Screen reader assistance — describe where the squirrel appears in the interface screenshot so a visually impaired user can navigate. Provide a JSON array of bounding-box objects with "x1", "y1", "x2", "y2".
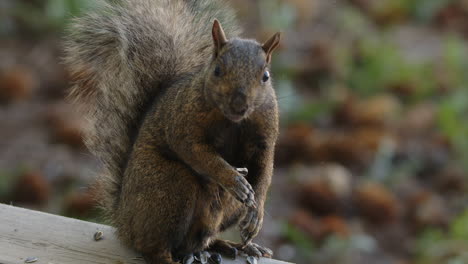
[{"x1": 64, "y1": 0, "x2": 280, "y2": 263}]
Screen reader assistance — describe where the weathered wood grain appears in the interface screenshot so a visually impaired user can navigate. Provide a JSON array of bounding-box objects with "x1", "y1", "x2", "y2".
[{"x1": 0, "y1": 203, "x2": 292, "y2": 264}]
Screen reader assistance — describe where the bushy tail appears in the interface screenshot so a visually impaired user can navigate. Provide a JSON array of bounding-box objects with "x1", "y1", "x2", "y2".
[{"x1": 64, "y1": 0, "x2": 240, "y2": 220}]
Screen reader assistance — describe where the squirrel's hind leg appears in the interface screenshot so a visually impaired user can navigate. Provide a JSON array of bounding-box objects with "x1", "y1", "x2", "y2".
[
  {"x1": 117, "y1": 148, "x2": 203, "y2": 263},
  {"x1": 207, "y1": 239, "x2": 238, "y2": 259}
]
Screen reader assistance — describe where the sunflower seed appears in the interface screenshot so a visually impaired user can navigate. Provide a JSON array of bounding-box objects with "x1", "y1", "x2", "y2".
[
  {"x1": 200, "y1": 251, "x2": 210, "y2": 264},
  {"x1": 208, "y1": 253, "x2": 222, "y2": 264},
  {"x1": 24, "y1": 257, "x2": 38, "y2": 263},
  {"x1": 246, "y1": 256, "x2": 257, "y2": 264},
  {"x1": 236, "y1": 168, "x2": 248, "y2": 176},
  {"x1": 94, "y1": 231, "x2": 103, "y2": 241},
  {"x1": 183, "y1": 254, "x2": 194, "y2": 264}
]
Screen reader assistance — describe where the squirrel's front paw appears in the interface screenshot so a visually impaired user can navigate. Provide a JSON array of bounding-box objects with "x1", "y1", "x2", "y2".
[
  {"x1": 239, "y1": 207, "x2": 263, "y2": 245},
  {"x1": 226, "y1": 169, "x2": 255, "y2": 208}
]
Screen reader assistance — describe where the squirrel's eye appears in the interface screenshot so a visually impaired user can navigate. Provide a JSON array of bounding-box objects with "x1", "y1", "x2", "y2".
[
  {"x1": 262, "y1": 70, "x2": 270, "y2": 83},
  {"x1": 214, "y1": 66, "x2": 221, "y2": 77}
]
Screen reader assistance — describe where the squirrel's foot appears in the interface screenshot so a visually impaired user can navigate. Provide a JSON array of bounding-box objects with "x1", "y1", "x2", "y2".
[
  {"x1": 239, "y1": 208, "x2": 262, "y2": 245},
  {"x1": 209, "y1": 240, "x2": 273, "y2": 259},
  {"x1": 207, "y1": 240, "x2": 238, "y2": 260},
  {"x1": 239, "y1": 243, "x2": 273, "y2": 259}
]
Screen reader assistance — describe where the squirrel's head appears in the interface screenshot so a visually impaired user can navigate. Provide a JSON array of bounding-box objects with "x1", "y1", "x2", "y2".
[{"x1": 204, "y1": 19, "x2": 280, "y2": 123}]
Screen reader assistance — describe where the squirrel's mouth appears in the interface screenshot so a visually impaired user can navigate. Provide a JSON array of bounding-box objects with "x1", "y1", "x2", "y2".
[
  {"x1": 225, "y1": 113, "x2": 245, "y2": 122},
  {"x1": 222, "y1": 103, "x2": 250, "y2": 123}
]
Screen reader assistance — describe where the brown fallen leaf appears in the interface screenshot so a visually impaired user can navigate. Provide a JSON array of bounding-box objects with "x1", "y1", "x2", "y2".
[{"x1": 354, "y1": 182, "x2": 400, "y2": 225}]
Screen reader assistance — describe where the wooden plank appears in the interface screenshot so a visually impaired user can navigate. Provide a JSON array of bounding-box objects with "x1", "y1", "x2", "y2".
[{"x1": 0, "y1": 203, "x2": 292, "y2": 264}]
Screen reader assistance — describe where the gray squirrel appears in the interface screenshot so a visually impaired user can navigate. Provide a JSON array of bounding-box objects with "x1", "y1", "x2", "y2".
[{"x1": 64, "y1": 0, "x2": 280, "y2": 263}]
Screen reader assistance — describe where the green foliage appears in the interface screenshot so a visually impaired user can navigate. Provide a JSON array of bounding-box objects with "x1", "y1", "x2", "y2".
[
  {"x1": 417, "y1": 210, "x2": 468, "y2": 264},
  {"x1": 0, "y1": 167, "x2": 29, "y2": 202},
  {"x1": 442, "y1": 36, "x2": 468, "y2": 89},
  {"x1": 343, "y1": 37, "x2": 436, "y2": 99},
  {"x1": 451, "y1": 211, "x2": 468, "y2": 241},
  {"x1": 258, "y1": 0, "x2": 296, "y2": 31},
  {"x1": 436, "y1": 36, "x2": 468, "y2": 169},
  {"x1": 437, "y1": 90, "x2": 468, "y2": 140},
  {"x1": 0, "y1": 170, "x2": 17, "y2": 201},
  {"x1": 43, "y1": 0, "x2": 95, "y2": 24},
  {"x1": 349, "y1": 0, "x2": 454, "y2": 24},
  {"x1": 282, "y1": 222, "x2": 315, "y2": 259},
  {"x1": 408, "y1": 0, "x2": 455, "y2": 22},
  {"x1": 286, "y1": 98, "x2": 337, "y2": 124},
  {"x1": 347, "y1": 40, "x2": 398, "y2": 96},
  {"x1": 3, "y1": 0, "x2": 95, "y2": 35}
]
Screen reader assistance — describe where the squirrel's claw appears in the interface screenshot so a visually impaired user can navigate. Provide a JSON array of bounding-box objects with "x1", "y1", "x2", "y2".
[
  {"x1": 254, "y1": 243, "x2": 273, "y2": 258},
  {"x1": 236, "y1": 168, "x2": 257, "y2": 208},
  {"x1": 229, "y1": 174, "x2": 256, "y2": 208},
  {"x1": 239, "y1": 208, "x2": 262, "y2": 245},
  {"x1": 234, "y1": 167, "x2": 255, "y2": 207},
  {"x1": 239, "y1": 243, "x2": 273, "y2": 259}
]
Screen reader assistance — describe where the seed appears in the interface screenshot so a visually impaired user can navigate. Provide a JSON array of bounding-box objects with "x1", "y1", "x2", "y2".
[
  {"x1": 200, "y1": 251, "x2": 210, "y2": 264},
  {"x1": 193, "y1": 252, "x2": 201, "y2": 261},
  {"x1": 24, "y1": 257, "x2": 38, "y2": 263},
  {"x1": 246, "y1": 256, "x2": 257, "y2": 264},
  {"x1": 182, "y1": 254, "x2": 194, "y2": 264},
  {"x1": 208, "y1": 253, "x2": 222, "y2": 264},
  {"x1": 94, "y1": 231, "x2": 103, "y2": 241},
  {"x1": 236, "y1": 167, "x2": 248, "y2": 176}
]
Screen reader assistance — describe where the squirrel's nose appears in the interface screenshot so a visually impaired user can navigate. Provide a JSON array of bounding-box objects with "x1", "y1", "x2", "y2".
[{"x1": 230, "y1": 93, "x2": 247, "y2": 115}]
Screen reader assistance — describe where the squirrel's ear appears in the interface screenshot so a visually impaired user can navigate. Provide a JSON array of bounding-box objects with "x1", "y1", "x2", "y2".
[
  {"x1": 262, "y1": 32, "x2": 281, "y2": 64},
  {"x1": 212, "y1": 19, "x2": 228, "y2": 57}
]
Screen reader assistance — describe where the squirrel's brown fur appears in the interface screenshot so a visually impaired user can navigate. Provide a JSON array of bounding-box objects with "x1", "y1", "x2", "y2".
[{"x1": 64, "y1": 0, "x2": 280, "y2": 263}]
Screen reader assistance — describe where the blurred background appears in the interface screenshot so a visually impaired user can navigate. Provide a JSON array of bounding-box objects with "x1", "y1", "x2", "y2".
[{"x1": 1, "y1": 0, "x2": 468, "y2": 263}]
